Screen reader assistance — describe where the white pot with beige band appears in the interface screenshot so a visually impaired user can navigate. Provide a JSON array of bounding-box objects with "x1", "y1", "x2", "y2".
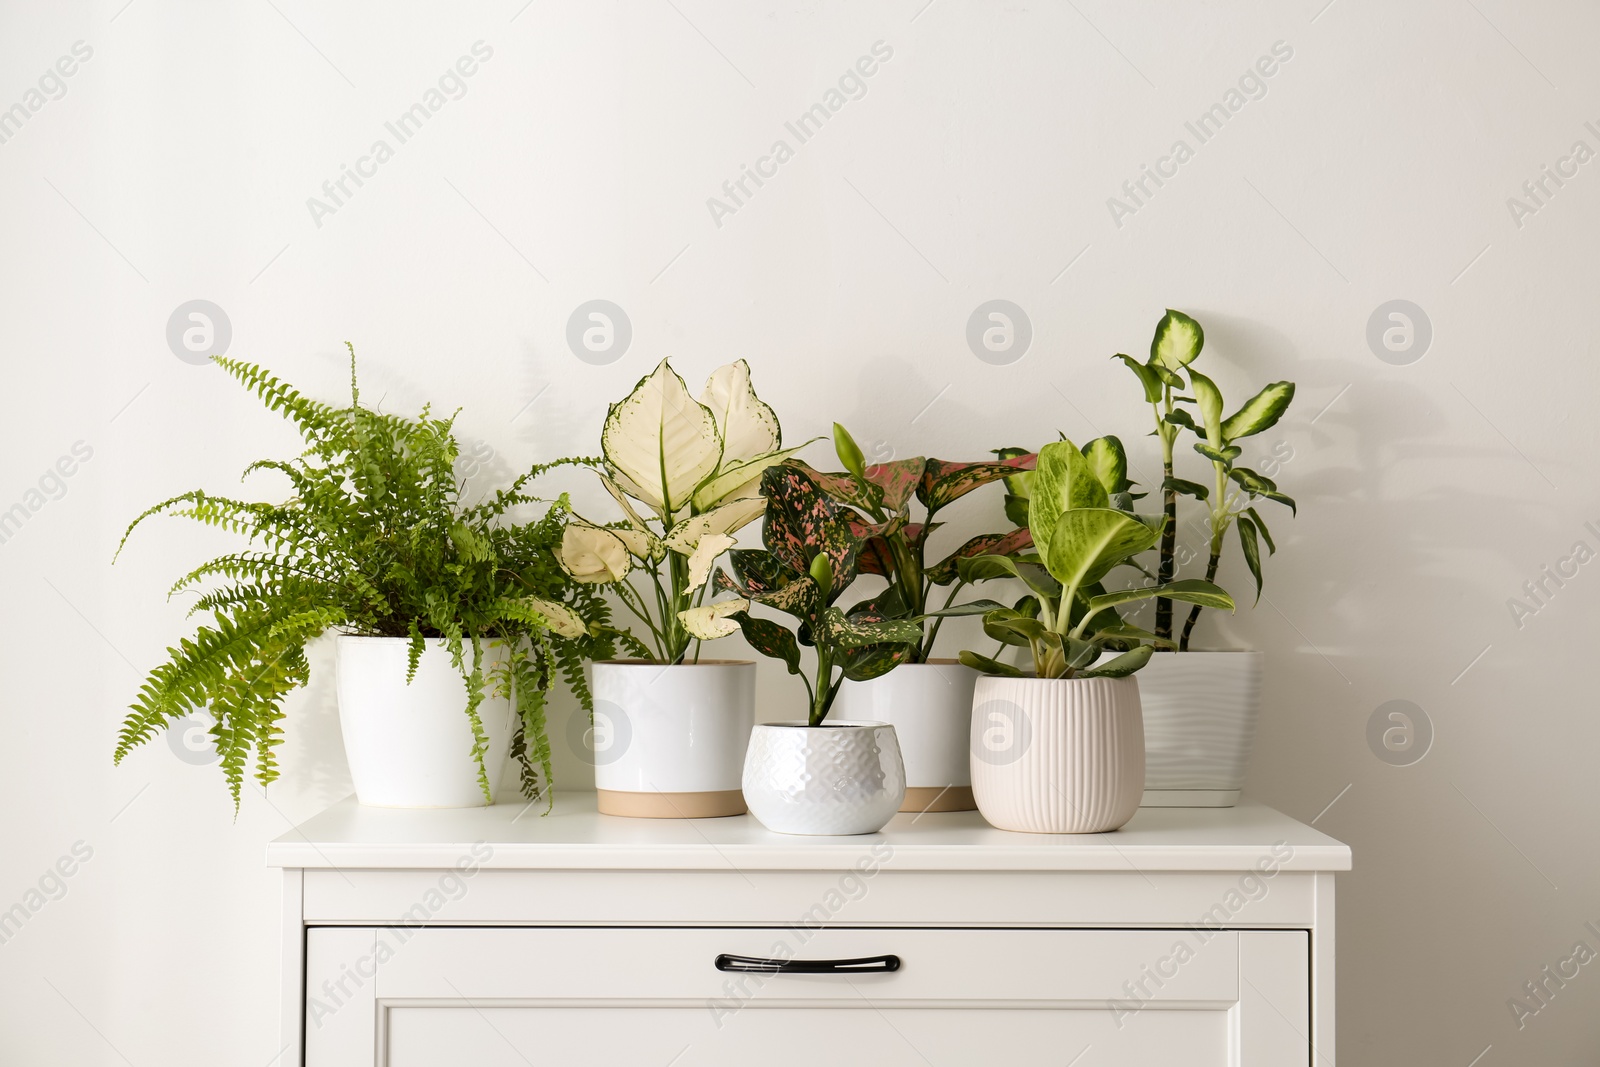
[
  {"x1": 586, "y1": 660, "x2": 755, "y2": 818},
  {"x1": 829, "y1": 660, "x2": 978, "y2": 813}
]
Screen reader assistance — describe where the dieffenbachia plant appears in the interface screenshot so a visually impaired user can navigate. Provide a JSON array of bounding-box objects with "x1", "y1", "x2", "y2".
[
  {"x1": 558, "y1": 359, "x2": 807, "y2": 664},
  {"x1": 683, "y1": 465, "x2": 922, "y2": 725},
  {"x1": 1115, "y1": 310, "x2": 1295, "y2": 650},
  {"x1": 783, "y1": 425, "x2": 1036, "y2": 664},
  {"x1": 929, "y1": 440, "x2": 1235, "y2": 679}
]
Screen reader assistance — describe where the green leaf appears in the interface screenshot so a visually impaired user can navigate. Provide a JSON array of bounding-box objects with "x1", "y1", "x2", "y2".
[
  {"x1": 1194, "y1": 442, "x2": 1242, "y2": 464},
  {"x1": 925, "y1": 527, "x2": 1033, "y2": 585},
  {"x1": 808, "y1": 553, "x2": 833, "y2": 598},
  {"x1": 958, "y1": 650, "x2": 1026, "y2": 677},
  {"x1": 1084, "y1": 578, "x2": 1234, "y2": 620},
  {"x1": 822, "y1": 609, "x2": 924, "y2": 650},
  {"x1": 833, "y1": 422, "x2": 866, "y2": 479},
  {"x1": 841, "y1": 643, "x2": 916, "y2": 682},
  {"x1": 1237, "y1": 514, "x2": 1264, "y2": 604},
  {"x1": 1078, "y1": 644, "x2": 1154, "y2": 678},
  {"x1": 1028, "y1": 440, "x2": 1108, "y2": 562},
  {"x1": 1245, "y1": 506, "x2": 1277, "y2": 554},
  {"x1": 957, "y1": 553, "x2": 1062, "y2": 598},
  {"x1": 1003, "y1": 494, "x2": 1029, "y2": 528},
  {"x1": 735, "y1": 613, "x2": 802, "y2": 675},
  {"x1": 1151, "y1": 363, "x2": 1185, "y2": 388},
  {"x1": 1162, "y1": 475, "x2": 1209, "y2": 501},
  {"x1": 1221, "y1": 381, "x2": 1296, "y2": 441},
  {"x1": 1229, "y1": 468, "x2": 1296, "y2": 514},
  {"x1": 916, "y1": 599, "x2": 1012, "y2": 619},
  {"x1": 1113, "y1": 353, "x2": 1162, "y2": 403},
  {"x1": 1187, "y1": 367, "x2": 1224, "y2": 445},
  {"x1": 982, "y1": 611, "x2": 1045, "y2": 647},
  {"x1": 1080, "y1": 436, "x2": 1130, "y2": 495},
  {"x1": 1163, "y1": 408, "x2": 1198, "y2": 432},
  {"x1": 1150, "y1": 309, "x2": 1204, "y2": 371},
  {"x1": 1043, "y1": 508, "x2": 1160, "y2": 593}
]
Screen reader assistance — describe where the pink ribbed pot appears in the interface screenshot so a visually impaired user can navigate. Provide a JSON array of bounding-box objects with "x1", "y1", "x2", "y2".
[{"x1": 968, "y1": 674, "x2": 1145, "y2": 834}]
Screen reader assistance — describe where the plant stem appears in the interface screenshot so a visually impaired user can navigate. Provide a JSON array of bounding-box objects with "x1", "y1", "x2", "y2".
[
  {"x1": 809, "y1": 646, "x2": 835, "y2": 726},
  {"x1": 1155, "y1": 387, "x2": 1177, "y2": 641},
  {"x1": 1178, "y1": 461, "x2": 1230, "y2": 651},
  {"x1": 921, "y1": 580, "x2": 967, "y2": 661}
]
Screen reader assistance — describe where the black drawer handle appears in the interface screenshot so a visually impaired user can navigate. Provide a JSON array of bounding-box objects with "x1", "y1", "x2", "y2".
[{"x1": 714, "y1": 953, "x2": 901, "y2": 975}]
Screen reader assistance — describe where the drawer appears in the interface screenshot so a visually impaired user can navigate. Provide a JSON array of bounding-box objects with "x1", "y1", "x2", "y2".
[{"x1": 306, "y1": 926, "x2": 1310, "y2": 1065}]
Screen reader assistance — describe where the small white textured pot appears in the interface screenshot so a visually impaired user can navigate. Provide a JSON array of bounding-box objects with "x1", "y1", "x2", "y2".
[
  {"x1": 830, "y1": 661, "x2": 978, "y2": 812},
  {"x1": 336, "y1": 636, "x2": 513, "y2": 808},
  {"x1": 969, "y1": 675, "x2": 1144, "y2": 834},
  {"x1": 742, "y1": 721, "x2": 906, "y2": 835},
  {"x1": 1136, "y1": 651, "x2": 1263, "y2": 807},
  {"x1": 587, "y1": 661, "x2": 755, "y2": 818}
]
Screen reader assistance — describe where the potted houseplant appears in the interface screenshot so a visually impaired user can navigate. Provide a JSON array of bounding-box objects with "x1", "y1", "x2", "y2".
[
  {"x1": 1113, "y1": 309, "x2": 1295, "y2": 806},
  {"x1": 113, "y1": 349, "x2": 612, "y2": 810},
  {"x1": 558, "y1": 359, "x2": 805, "y2": 818},
  {"x1": 685, "y1": 464, "x2": 923, "y2": 835},
  {"x1": 792, "y1": 425, "x2": 1034, "y2": 812},
  {"x1": 931, "y1": 439, "x2": 1234, "y2": 833}
]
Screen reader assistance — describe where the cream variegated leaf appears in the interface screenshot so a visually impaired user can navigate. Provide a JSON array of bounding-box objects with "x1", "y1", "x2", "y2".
[
  {"x1": 700, "y1": 360, "x2": 779, "y2": 465},
  {"x1": 599, "y1": 475, "x2": 661, "y2": 551},
  {"x1": 679, "y1": 598, "x2": 749, "y2": 640},
  {"x1": 557, "y1": 520, "x2": 632, "y2": 583},
  {"x1": 690, "y1": 443, "x2": 810, "y2": 512},
  {"x1": 685, "y1": 533, "x2": 737, "y2": 592},
  {"x1": 519, "y1": 597, "x2": 587, "y2": 639},
  {"x1": 601, "y1": 359, "x2": 721, "y2": 516},
  {"x1": 664, "y1": 494, "x2": 767, "y2": 555}
]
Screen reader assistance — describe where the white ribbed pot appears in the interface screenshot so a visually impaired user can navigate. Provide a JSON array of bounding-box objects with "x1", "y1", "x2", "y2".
[
  {"x1": 829, "y1": 661, "x2": 978, "y2": 812},
  {"x1": 336, "y1": 636, "x2": 513, "y2": 808},
  {"x1": 587, "y1": 661, "x2": 755, "y2": 819},
  {"x1": 1136, "y1": 651, "x2": 1263, "y2": 807},
  {"x1": 742, "y1": 721, "x2": 906, "y2": 835},
  {"x1": 968, "y1": 675, "x2": 1144, "y2": 834}
]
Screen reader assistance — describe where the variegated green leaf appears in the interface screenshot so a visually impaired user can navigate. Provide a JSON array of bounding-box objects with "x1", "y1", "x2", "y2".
[
  {"x1": 1187, "y1": 367, "x2": 1224, "y2": 446},
  {"x1": 734, "y1": 612, "x2": 802, "y2": 674},
  {"x1": 1078, "y1": 644, "x2": 1154, "y2": 678},
  {"x1": 1220, "y1": 381, "x2": 1295, "y2": 441},
  {"x1": 925, "y1": 527, "x2": 1034, "y2": 585},
  {"x1": 1044, "y1": 508, "x2": 1160, "y2": 592},
  {"x1": 690, "y1": 443, "x2": 811, "y2": 512},
  {"x1": 664, "y1": 494, "x2": 766, "y2": 554},
  {"x1": 1150, "y1": 309, "x2": 1204, "y2": 371},
  {"x1": 680, "y1": 597, "x2": 749, "y2": 640},
  {"x1": 1113, "y1": 353, "x2": 1163, "y2": 403},
  {"x1": 760, "y1": 465, "x2": 857, "y2": 590},
  {"x1": 1027, "y1": 440, "x2": 1107, "y2": 563},
  {"x1": 1080, "y1": 436, "x2": 1130, "y2": 494}
]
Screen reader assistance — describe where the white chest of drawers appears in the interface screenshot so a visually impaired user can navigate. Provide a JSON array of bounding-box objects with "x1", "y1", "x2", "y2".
[{"x1": 268, "y1": 794, "x2": 1349, "y2": 1065}]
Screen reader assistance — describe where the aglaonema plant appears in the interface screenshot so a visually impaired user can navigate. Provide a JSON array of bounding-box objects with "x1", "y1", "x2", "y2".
[
  {"x1": 1115, "y1": 310, "x2": 1295, "y2": 649},
  {"x1": 682, "y1": 464, "x2": 922, "y2": 725},
  {"x1": 787, "y1": 424, "x2": 1036, "y2": 664},
  {"x1": 928, "y1": 440, "x2": 1235, "y2": 679},
  {"x1": 557, "y1": 359, "x2": 808, "y2": 664}
]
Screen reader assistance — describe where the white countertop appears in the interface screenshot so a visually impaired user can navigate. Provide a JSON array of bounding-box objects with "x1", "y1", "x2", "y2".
[{"x1": 267, "y1": 793, "x2": 1351, "y2": 873}]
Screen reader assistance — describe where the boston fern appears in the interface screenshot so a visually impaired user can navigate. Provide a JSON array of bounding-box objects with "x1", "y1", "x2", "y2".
[{"x1": 112, "y1": 347, "x2": 613, "y2": 809}]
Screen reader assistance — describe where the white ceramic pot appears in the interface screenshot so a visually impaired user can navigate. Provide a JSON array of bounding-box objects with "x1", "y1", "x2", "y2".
[
  {"x1": 587, "y1": 660, "x2": 755, "y2": 818},
  {"x1": 742, "y1": 721, "x2": 906, "y2": 835},
  {"x1": 968, "y1": 674, "x2": 1144, "y2": 834},
  {"x1": 1135, "y1": 651, "x2": 1263, "y2": 807},
  {"x1": 830, "y1": 661, "x2": 978, "y2": 812},
  {"x1": 336, "y1": 635, "x2": 513, "y2": 808}
]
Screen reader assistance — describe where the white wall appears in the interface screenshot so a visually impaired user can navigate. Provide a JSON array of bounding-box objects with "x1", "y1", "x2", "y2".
[{"x1": 1, "y1": 0, "x2": 1596, "y2": 1062}]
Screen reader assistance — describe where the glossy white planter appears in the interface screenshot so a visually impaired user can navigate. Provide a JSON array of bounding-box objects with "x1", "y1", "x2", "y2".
[
  {"x1": 587, "y1": 661, "x2": 755, "y2": 818},
  {"x1": 968, "y1": 675, "x2": 1144, "y2": 834},
  {"x1": 742, "y1": 721, "x2": 906, "y2": 835},
  {"x1": 830, "y1": 661, "x2": 978, "y2": 812},
  {"x1": 336, "y1": 636, "x2": 513, "y2": 808},
  {"x1": 1136, "y1": 651, "x2": 1263, "y2": 807}
]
